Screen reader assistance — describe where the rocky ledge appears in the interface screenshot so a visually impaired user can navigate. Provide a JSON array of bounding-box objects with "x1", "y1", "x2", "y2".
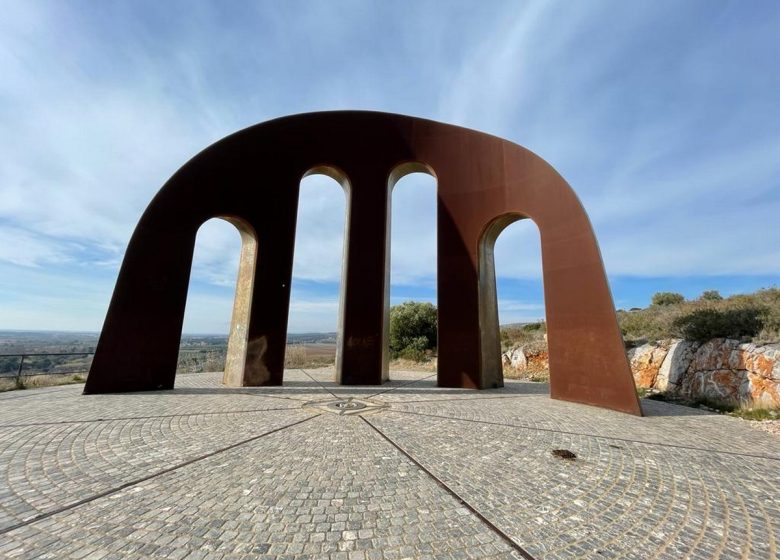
[
  {"x1": 503, "y1": 338, "x2": 780, "y2": 406},
  {"x1": 628, "y1": 338, "x2": 780, "y2": 405}
]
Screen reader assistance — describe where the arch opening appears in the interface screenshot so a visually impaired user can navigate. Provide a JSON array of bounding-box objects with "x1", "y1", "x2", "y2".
[
  {"x1": 178, "y1": 216, "x2": 257, "y2": 386},
  {"x1": 387, "y1": 164, "x2": 438, "y2": 377},
  {"x1": 478, "y1": 214, "x2": 545, "y2": 389},
  {"x1": 288, "y1": 167, "x2": 349, "y2": 377}
]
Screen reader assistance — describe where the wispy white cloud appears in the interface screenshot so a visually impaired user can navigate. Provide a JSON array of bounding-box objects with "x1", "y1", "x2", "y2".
[
  {"x1": 496, "y1": 298, "x2": 545, "y2": 325},
  {"x1": 0, "y1": 225, "x2": 73, "y2": 268},
  {"x1": 435, "y1": 0, "x2": 780, "y2": 282},
  {"x1": 389, "y1": 173, "x2": 437, "y2": 287},
  {"x1": 1, "y1": 1, "x2": 778, "y2": 332},
  {"x1": 289, "y1": 176, "x2": 348, "y2": 283},
  {"x1": 0, "y1": 262, "x2": 114, "y2": 331},
  {"x1": 287, "y1": 293, "x2": 341, "y2": 334}
]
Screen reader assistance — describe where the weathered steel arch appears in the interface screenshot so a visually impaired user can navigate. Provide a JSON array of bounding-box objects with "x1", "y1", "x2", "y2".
[{"x1": 85, "y1": 110, "x2": 641, "y2": 415}]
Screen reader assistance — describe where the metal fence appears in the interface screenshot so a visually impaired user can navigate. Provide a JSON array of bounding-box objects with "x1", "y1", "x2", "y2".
[
  {"x1": 0, "y1": 347, "x2": 228, "y2": 387},
  {"x1": 0, "y1": 351, "x2": 94, "y2": 384}
]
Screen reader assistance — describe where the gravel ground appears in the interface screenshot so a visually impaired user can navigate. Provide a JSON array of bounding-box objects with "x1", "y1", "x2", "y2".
[{"x1": 746, "y1": 418, "x2": 780, "y2": 435}]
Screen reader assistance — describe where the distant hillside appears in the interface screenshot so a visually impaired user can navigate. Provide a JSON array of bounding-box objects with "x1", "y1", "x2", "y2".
[
  {"x1": 499, "y1": 322, "x2": 542, "y2": 330},
  {"x1": 0, "y1": 330, "x2": 339, "y2": 353},
  {"x1": 286, "y1": 332, "x2": 338, "y2": 344}
]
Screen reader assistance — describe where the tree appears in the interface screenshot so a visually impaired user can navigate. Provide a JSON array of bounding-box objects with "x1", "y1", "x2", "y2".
[
  {"x1": 651, "y1": 292, "x2": 685, "y2": 306},
  {"x1": 700, "y1": 290, "x2": 723, "y2": 301},
  {"x1": 389, "y1": 301, "x2": 437, "y2": 361}
]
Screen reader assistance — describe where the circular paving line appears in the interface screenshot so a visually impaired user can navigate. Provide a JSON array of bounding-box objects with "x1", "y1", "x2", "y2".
[
  {"x1": 0, "y1": 414, "x2": 320, "y2": 537},
  {"x1": 3, "y1": 413, "x2": 530, "y2": 559},
  {"x1": 365, "y1": 408, "x2": 779, "y2": 559},
  {"x1": 2, "y1": 372, "x2": 778, "y2": 559}
]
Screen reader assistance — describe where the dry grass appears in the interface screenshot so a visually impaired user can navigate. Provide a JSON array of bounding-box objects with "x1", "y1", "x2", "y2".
[
  {"x1": 646, "y1": 392, "x2": 780, "y2": 421},
  {"x1": 0, "y1": 373, "x2": 86, "y2": 392},
  {"x1": 284, "y1": 344, "x2": 335, "y2": 369},
  {"x1": 176, "y1": 350, "x2": 226, "y2": 374},
  {"x1": 503, "y1": 367, "x2": 550, "y2": 383},
  {"x1": 389, "y1": 357, "x2": 437, "y2": 372},
  {"x1": 501, "y1": 322, "x2": 546, "y2": 351},
  {"x1": 730, "y1": 400, "x2": 780, "y2": 421}
]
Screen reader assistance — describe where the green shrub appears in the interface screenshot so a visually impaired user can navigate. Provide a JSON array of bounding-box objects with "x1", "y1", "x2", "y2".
[
  {"x1": 753, "y1": 288, "x2": 780, "y2": 343},
  {"x1": 389, "y1": 301, "x2": 437, "y2": 361},
  {"x1": 732, "y1": 406, "x2": 780, "y2": 421},
  {"x1": 700, "y1": 290, "x2": 723, "y2": 301},
  {"x1": 672, "y1": 306, "x2": 767, "y2": 341},
  {"x1": 397, "y1": 336, "x2": 429, "y2": 361},
  {"x1": 618, "y1": 287, "x2": 780, "y2": 344},
  {"x1": 651, "y1": 292, "x2": 685, "y2": 306}
]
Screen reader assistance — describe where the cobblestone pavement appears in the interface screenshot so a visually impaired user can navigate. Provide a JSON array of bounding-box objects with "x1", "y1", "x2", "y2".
[{"x1": 1, "y1": 368, "x2": 778, "y2": 559}]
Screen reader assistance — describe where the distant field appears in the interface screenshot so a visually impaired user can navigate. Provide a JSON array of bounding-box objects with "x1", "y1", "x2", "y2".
[{"x1": 296, "y1": 342, "x2": 336, "y2": 359}]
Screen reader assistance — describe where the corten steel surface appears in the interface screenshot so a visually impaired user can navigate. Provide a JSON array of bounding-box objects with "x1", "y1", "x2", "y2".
[{"x1": 85, "y1": 111, "x2": 642, "y2": 415}]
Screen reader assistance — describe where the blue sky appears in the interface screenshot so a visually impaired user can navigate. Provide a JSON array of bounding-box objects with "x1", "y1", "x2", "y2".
[{"x1": 1, "y1": 1, "x2": 778, "y2": 333}]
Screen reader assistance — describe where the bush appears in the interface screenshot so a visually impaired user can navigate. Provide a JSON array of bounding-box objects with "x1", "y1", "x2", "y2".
[
  {"x1": 500, "y1": 322, "x2": 546, "y2": 351},
  {"x1": 618, "y1": 287, "x2": 780, "y2": 344},
  {"x1": 397, "y1": 336, "x2": 429, "y2": 362},
  {"x1": 284, "y1": 345, "x2": 307, "y2": 368},
  {"x1": 389, "y1": 301, "x2": 437, "y2": 361},
  {"x1": 672, "y1": 306, "x2": 767, "y2": 341},
  {"x1": 752, "y1": 288, "x2": 780, "y2": 343},
  {"x1": 700, "y1": 290, "x2": 723, "y2": 301},
  {"x1": 618, "y1": 305, "x2": 682, "y2": 342},
  {"x1": 651, "y1": 292, "x2": 685, "y2": 306}
]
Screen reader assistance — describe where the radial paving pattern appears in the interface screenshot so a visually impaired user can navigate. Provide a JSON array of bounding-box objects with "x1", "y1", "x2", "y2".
[{"x1": 1, "y1": 369, "x2": 778, "y2": 559}]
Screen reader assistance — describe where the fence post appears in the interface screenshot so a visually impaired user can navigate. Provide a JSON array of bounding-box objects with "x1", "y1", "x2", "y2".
[{"x1": 16, "y1": 354, "x2": 26, "y2": 387}]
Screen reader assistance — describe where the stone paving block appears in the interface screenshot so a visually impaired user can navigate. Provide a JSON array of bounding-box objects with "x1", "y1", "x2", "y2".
[
  {"x1": 382, "y1": 389, "x2": 780, "y2": 458},
  {"x1": 2, "y1": 412, "x2": 524, "y2": 559},
  {"x1": 0, "y1": 370, "x2": 778, "y2": 559},
  {"x1": 0, "y1": 407, "x2": 314, "y2": 531},
  {"x1": 368, "y1": 409, "x2": 780, "y2": 559}
]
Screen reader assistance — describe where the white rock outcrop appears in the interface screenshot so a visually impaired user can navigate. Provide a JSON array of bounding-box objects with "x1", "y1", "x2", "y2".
[
  {"x1": 503, "y1": 337, "x2": 780, "y2": 405},
  {"x1": 656, "y1": 340, "x2": 700, "y2": 391},
  {"x1": 502, "y1": 347, "x2": 527, "y2": 370},
  {"x1": 633, "y1": 338, "x2": 780, "y2": 405}
]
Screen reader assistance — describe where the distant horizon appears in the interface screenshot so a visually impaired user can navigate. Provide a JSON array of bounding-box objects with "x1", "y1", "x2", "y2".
[
  {"x1": 4, "y1": 278, "x2": 780, "y2": 337},
  {"x1": 3, "y1": 278, "x2": 779, "y2": 335}
]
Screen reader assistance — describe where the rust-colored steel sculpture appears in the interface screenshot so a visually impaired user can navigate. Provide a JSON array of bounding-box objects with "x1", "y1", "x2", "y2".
[{"x1": 85, "y1": 111, "x2": 641, "y2": 415}]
